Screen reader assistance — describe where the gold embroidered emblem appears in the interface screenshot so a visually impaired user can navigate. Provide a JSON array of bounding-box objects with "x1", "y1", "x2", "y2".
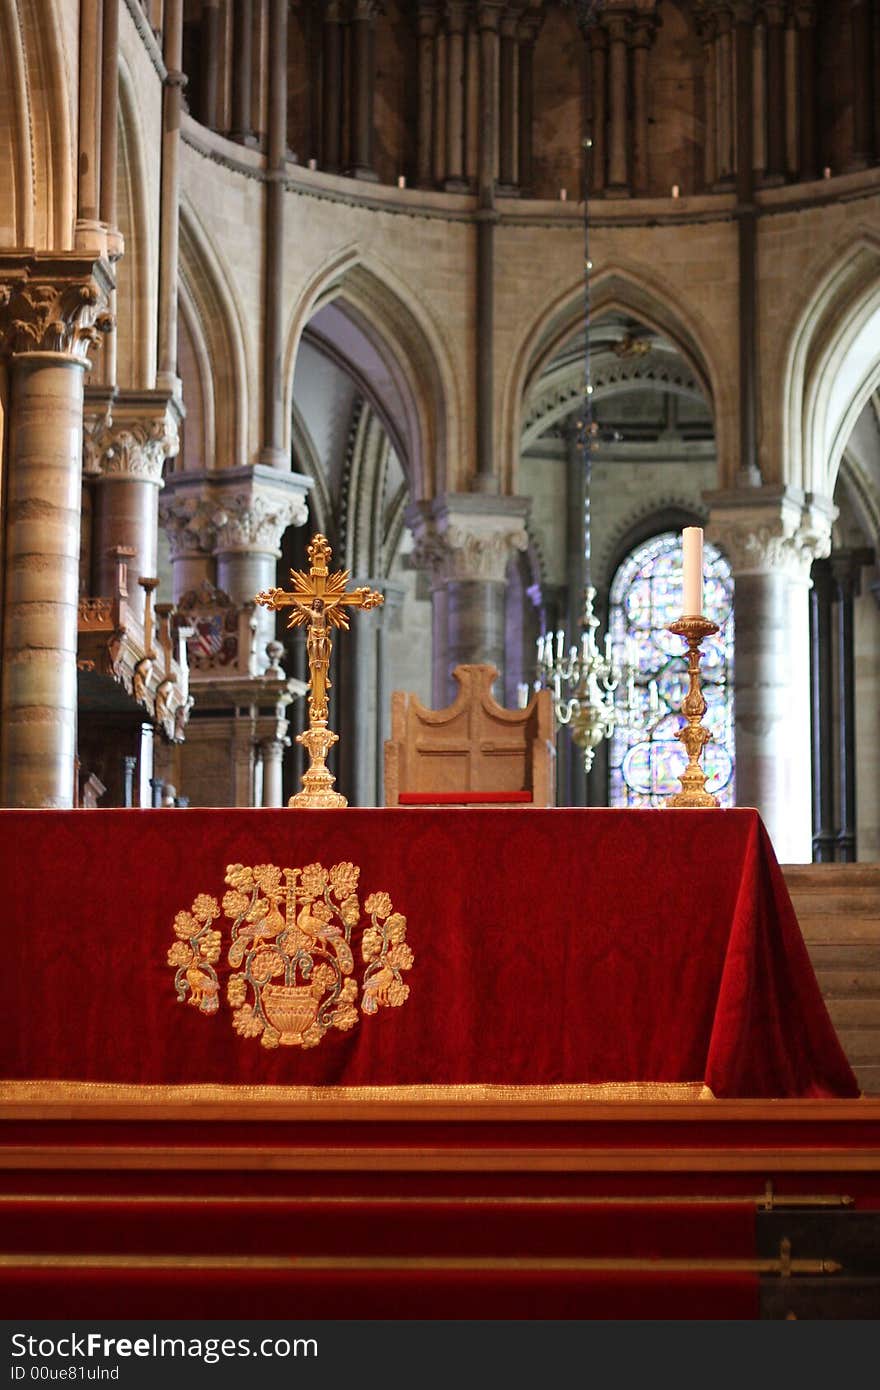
[{"x1": 167, "y1": 862, "x2": 413, "y2": 1048}]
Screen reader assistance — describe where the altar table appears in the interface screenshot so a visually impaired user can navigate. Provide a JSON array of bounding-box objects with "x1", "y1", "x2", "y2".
[{"x1": 0, "y1": 807, "x2": 859, "y2": 1101}]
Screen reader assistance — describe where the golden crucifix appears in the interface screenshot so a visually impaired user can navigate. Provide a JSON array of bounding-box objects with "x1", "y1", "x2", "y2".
[{"x1": 255, "y1": 534, "x2": 384, "y2": 808}]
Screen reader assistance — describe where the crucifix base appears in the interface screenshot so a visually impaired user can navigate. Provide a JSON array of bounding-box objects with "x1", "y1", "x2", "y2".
[{"x1": 289, "y1": 721, "x2": 347, "y2": 809}]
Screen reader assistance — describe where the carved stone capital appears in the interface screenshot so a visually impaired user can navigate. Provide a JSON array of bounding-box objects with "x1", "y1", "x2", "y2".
[
  {"x1": 158, "y1": 495, "x2": 216, "y2": 559},
  {"x1": 408, "y1": 495, "x2": 530, "y2": 585},
  {"x1": 706, "y1": 488, "x2": 835, "y2": 582},
  {"x1": 0, "y1": 253, "x2": 114, "y2": 364},
  {"x1": 84, "y1": 388, "x2": 181, "y2": 485},
  {"x1": 210, "y1": 492, "x2": 305, "y2": 554},
  {"x1": 160, "y1": 465, "x2": 313, "y2": 560}
]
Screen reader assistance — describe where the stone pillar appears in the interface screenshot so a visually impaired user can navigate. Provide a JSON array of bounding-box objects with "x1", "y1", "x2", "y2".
[
  {"x1": 409, "y1": 496, "x2": 529, "y2": 707},
  {"x1": 809, "y1": 558, "x2": 835, "y2": 861},
  {"x1": 832, "y1": 550, "x2": 872, "y2": 861},
  {"x1": 516, "y1": 13, "x2": 540, "y2": 194},
  {"x1": 416, "y1": 2, "x2": 438, "y2": 187},
  {"x1": 715, "y1": 6, "x2": 735, "y2": 181},
  {"x1": 604, "y1": 12, "x2": 629, "y2": 194},
  {"x1": 158, "y1": 0, "x2": 184, "y2": 393},
  {"x1": 260, "y1": 730, "x2": 289, "y2": 807},
  {"x1": 230, "y1": 0, "x2": 256, "y2": 142},
  {"x1": 794, "y1": 2, "x2": 817, "y2": 181},
  {"x1": 699, "y1": 10, "x2": 717, "y2": 188},
  {"x1": 77, "y1": 0, "x2": 104, "y2": 234},
  {"x1": 201, "y1": 0, "x2": 222, "y2": 129},
  {"x1": 763, "y1": 1, "x2": 786, "y2": 181},
  {"x1": 475, "y1": 2, "x2": 501, "y2": 492},
  {"x1": 734, "y1": 1, "x2": 759, "y2": 486},
  {"x1": 161, "y1": 466, "x2": 311, "y2": 651},
  {"x1": 0, "y1": 256, "x2": 113, "y2": 808},
  {"x1": 83, "y1": 389, "x2": 181, "y2": 626},
  {"x1": 850, "y1": 0, "x2": 876, "y2": 169},
  {"x1": 581, "y1": 25, "x2": 605, "y2": 194},
  {"x1": 99, "y1": 0, "x2": 122, "y2": 385},
  {"x1": 630, "y1": 14, "x2": 655, "y2": 196},
  {"x1": 350, "y1": 0, "x2": 380, "y2": 179},
  {"x1": 157, "y1": 494, "x2": 215, "y2": 602},
  {"x1": 322, "y1": 1, "x2": 344, "y2": 171},
  {"x1": 444, "y1": 1, "x2": 468, "y2": 189},
  {"x1": 261, "y1": 0, "x2": 288, "y2": 467},
  {"x1": 707, "y1": 489, "x2": 833, "y2": 863},
  {"x1": 498, "y1": 10, "x2": 518, "y2": 190}
]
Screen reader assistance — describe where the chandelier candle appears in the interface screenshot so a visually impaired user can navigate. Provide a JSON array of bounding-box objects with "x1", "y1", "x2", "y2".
[{"x1": 682, "y1": 526, "x2": 704, "y2": 616}]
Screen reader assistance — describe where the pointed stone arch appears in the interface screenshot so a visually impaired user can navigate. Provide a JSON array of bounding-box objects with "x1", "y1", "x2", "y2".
[
  {"x1": 782, "y1": 231, "x2": 880, "y2": 498},
  {"x1": 502, "y1": 261, "x2": 729, "y2": 492},
  {"x1": 178, "y1": 201, "x2": 250, "y2": 470},
  {"x1": 283, "y1": 250, "x2": 458, "y2": 500}
]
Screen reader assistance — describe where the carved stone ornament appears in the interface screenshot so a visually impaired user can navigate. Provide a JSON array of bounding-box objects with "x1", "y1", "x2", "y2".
[
  {"x1": 84, "y1": 409, "x2": 180, "y2": 485},
  {"x1": 0, "y1": 265, "x2": 113, "y2": 363},
  {"x1": 212, "y1": 491, "x2": 309, "y2": 554},
  {"x1": 412, "y1": 524, "x2": 529, "y2": 585},
  {"x1": 707, "y1": 497, "x2": 834, "y2": 581},
  {"x1": 158, "y1": 496, "x2": 216, "y2": 559}
]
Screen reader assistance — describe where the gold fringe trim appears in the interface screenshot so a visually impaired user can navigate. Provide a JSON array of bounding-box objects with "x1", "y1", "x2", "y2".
[{"x1": 0, "y1": 1080, "x2": 714, "y2": 1107}]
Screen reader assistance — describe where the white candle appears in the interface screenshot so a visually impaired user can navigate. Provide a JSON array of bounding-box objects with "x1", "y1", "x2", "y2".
[
  {"x1": 307, "y1": 158, "x2": 317, "y2": 171},
  {"x1": 556, "y1": 629, "x2": 564, "y2": 660},
  {"x1": 682, "y1": 527, "x2": 703, "y2": 615},
  {"x1": 397, "y1": 175, "x2": 406, "y2": 188},
  {"x1": 649, "y1": 679, "x2": 659, "y2": 713},
  {"x1": 559, "y1": 188, "x2": 567, "y2": 201},
  {"x1": 516, "y1": 682, "x2": 529, "y2": 709}
]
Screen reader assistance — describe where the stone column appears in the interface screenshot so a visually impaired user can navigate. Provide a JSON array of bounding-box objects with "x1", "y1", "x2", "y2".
[
  {"x1": 83, "y1": 389, "x2": 181, "y2": 626},
  {"x1": 794, "y1": 2, "x2": 817, "y2": 181},
  {"x1": 850, "y1": 0, "x2": 876, "y2": 169},
  {"x1": 230, "y1": 0, "x2": 256, "y2": 142},
  {"x1": 444, "y1": 1, "x2": 468, "y2": 188},
  {"x1": 350, "y1": 0, "x2": 380, "y2": 179},
  {"x1": 416, "y1": 2, "x2": 438, "y2": 187},
  {"x1": 809, "y1": 558, "x2": 835, "y2": 861},
  {"x1": 587, "y1": 23, "x2": 608, "y2": 194},
  {"x1": 832, "y1": 550, "x2": 872, "y2": 861},
  {"x1": 475, "y1": 2, "x2": 502, "y2": 492},
  {"x1": 261, "y1": 0, "x2": 288, "y2": 467},
  {"x1": 734, "y1": 1, "x2": 759, "y2": 486},
  {"x1": 77, "y1": 0, "x2": 104, "y2": 236},
  {"x1": 99, "y1": 0, "x2": 122, "y2": 385},
  {"x1": 516, "y1": 13, "x2": 540, "y2": 194},
  {"x1": 157, "y1": 494, "x2": 215, "y2": 601},
  {"x1": 322, "y1": 1, "x2": 344, "y2": 171},
  {"x1": 409, "y1": 496, "x2": 529, "y2": 707},
  {"x1": 763, "y1": 1, "x2": 786, "y2": 181},
  {"x1": 0, "y1": 256, "x2": 113, "y2": 808},
  {"x1": 161, "y1": 466, "x2": 311, "y2": 651},
  {"x1": 498, "y1": 10, "x2": 518, "y2": 191},
  {"x1": 698, "y1": 9, "x2": 717, "y2": 189},
  {"x1": 604, "y1": 12, "x2": 629, "y2": 195},
  {"x1": 201, "y1": 0, "x2": 222, "y2": 129},
  {"x1": 716, "y1": 6, "x2": 737, "y2": 181},
  {"x1": 630, "y1": 14, "x2": 655, "y2": 195},
  {"x1": 158, "y1": 0, "x2": 184, "y2": 393},
  {"x1": 707, "y1": 489, "x2": 833, "y2": 863},
  {"x1": 260, "y1": 729, "x2": 289, "y2": 807}
]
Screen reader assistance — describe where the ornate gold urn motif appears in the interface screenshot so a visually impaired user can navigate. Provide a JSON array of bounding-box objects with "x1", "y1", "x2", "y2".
[{"x1": 167, "y1": 861, "x2": 413, "y2": 1048}]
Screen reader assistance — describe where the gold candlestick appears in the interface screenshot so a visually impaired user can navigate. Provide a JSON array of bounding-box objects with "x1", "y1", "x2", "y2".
[
  {"x1": 256, "y1": 534, "x2": 384, "y2": 808},
  {"x1": 665, "y1": 615, "x2": 720, "y2": 809}
]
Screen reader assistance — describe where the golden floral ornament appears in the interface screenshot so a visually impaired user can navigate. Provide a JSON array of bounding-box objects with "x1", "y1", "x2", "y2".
[{"x1": 167, "y1": 861, "x2": 413, "y2": 1048}]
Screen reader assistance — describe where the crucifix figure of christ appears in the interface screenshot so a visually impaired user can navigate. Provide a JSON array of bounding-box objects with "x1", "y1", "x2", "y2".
[{"x1": 255, "y1": 533, "x2": 384, "y2": 807}]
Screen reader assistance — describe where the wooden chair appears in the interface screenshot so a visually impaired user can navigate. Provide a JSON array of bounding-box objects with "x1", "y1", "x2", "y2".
[{"x1": 384, "y1": 664, "x2": 556, "y2": 807}]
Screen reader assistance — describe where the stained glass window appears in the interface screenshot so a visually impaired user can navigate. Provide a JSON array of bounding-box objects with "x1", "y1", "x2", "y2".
[{"x1": 608, "y1": 531, "x2": 735, "y2": 808}]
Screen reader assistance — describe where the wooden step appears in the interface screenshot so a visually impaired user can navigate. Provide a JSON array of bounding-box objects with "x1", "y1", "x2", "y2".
[
  {"x1": 831, "y1": 1028, "x2": 880, "y2": 1069},
  {"x1": 782, "y1": 865, "x2": 880, "y2": 889}
]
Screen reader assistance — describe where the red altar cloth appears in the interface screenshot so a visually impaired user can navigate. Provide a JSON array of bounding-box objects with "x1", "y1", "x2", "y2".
[{"x1": 0, "y1": 807, "x2": 859, "y2": 1099}]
